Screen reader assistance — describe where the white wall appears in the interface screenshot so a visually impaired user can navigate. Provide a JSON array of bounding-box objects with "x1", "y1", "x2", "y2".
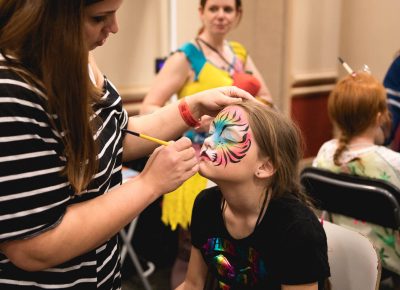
[
  {"x1": 288, "y1": 0, "x2": 342, "y2": 82},
  {"x1": 93, "y1": 0, "x2": 166, "y2": 88},
  {"x1": 92, "y1": 0, "x2": 400, "y2": 113},
  {"x1": 340, "y1": 0, "x2": 400, "y2": 81},
  {"x1": 92, "y1": 0, "x2": 285, "y2": 106}
]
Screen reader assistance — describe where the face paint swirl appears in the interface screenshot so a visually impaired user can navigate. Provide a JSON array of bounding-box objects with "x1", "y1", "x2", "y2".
[{"x1": 201, "y1": 108, "x2": 251, "y2": 167}]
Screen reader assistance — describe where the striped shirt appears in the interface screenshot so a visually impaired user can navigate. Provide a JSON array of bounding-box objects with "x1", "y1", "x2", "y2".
[{"x1": 0, "y1": 59, "x2": 128, "y2": 289}]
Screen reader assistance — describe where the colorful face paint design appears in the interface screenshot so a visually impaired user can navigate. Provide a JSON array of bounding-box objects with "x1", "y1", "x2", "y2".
[{"x1": 201, "y1": 107, "x2": 251, "y2": 167}]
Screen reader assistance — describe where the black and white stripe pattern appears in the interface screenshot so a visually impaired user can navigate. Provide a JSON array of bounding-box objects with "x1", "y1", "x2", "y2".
[{"x1": 0, "y1": 61, "x2": 128, "y2": 289}]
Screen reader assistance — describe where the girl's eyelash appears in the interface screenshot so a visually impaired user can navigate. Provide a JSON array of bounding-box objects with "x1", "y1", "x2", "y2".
[{"x1": 92, "y1": 16, "x2": 106, "y2": 22}]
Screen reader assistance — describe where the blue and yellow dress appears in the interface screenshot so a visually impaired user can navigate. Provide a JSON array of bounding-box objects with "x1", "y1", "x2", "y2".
[{"x1": 161, "y1": 41, "x2": 254, "y2": 230}]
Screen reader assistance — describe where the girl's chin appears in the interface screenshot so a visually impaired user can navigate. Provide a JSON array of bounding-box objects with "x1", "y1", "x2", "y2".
[{"x1": 198, "y1": 163, "x2": 211, "y2": 178}]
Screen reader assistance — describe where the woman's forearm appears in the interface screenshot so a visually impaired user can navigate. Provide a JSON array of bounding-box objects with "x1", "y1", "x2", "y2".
[
  {"x1": 123, "y1": 102, "x2": 190, "y2": 161},
  {"x1": 0, "y1": 176, "x2": 159, "y2": 271}
]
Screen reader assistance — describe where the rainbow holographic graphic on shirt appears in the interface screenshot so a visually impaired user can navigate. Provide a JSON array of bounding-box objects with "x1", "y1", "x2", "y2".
[
  {"x1": 203, "y1": 107, "x2": 251, "y2": 167},
  {"x1": 202, "y1": 237, "x2": 267, "y2": 288}
]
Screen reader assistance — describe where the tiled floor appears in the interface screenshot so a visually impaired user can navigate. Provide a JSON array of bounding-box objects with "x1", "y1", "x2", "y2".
[{"x1": 122, "y1": 265, "x2": 171, "y2": 290}]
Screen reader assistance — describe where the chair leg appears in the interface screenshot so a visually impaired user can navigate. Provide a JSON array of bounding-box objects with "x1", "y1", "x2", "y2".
[
  {"x1": 120, "y1": 218, "x2": 138, "y2": 264},
  {"x1": 119, "y1": 220, "x2": 155, "y2": 290}
]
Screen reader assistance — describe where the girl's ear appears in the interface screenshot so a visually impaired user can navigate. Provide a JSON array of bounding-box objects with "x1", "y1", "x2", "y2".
[
  {"x1": 375, "y1": 112, "x2": 382, "y2": 126},
  {"x1": 255, "y1": 158, "x2": 275, "y2": 179}
]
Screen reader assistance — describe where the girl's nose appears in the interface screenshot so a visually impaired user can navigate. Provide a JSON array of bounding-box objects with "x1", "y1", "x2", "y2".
[{"x1": 203, "y1": 134, "x2": 214, "y2": 148}]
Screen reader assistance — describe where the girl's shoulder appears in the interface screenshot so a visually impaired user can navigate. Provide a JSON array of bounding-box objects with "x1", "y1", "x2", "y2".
[
  {"x1": 195, "y1": 186, "x2": 222, "y2": 206},
  {"x1": 312, "y1": 139, "x2": 338, "y2": 166},
  {"x1": 270, "y1": 195, "x2": 326, "y2": 242},
  {"x1": 269, "y1": 194, "x2": 316, "y2": 219}
]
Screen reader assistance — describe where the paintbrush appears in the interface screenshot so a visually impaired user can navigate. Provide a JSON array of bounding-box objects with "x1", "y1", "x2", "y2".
[
  {"x1": 338, "y1": 57, "x2": 354, "y2": 75},
  {"x1": 122, "y1": 128, "x2": 169, "y2": 146}
]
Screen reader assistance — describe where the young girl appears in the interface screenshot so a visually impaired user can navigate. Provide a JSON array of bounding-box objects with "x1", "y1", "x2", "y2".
[
  {"x1": 177, "y1": 100, "x2": 330, "y2": 289},
  {"x1": 313, "y1": 71, "x2": 400, "y2": 280},
  {"x1": 141, "y1": 1, "x2": 273, "y2": 286}
]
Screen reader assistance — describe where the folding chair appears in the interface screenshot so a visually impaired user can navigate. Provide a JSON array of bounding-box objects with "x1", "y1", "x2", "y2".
[
  {"x1": 300, "y1": 167, "x2": 400, "y2": 282},
  {"x1": 323, "y1": 220, "x2": 381, "y2": 290},
  {"x1": 119, "y1": 219, "x2": 155, "y2": 290}
]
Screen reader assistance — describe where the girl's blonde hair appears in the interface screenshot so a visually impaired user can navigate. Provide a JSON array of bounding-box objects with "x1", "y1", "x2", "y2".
[{"x1": 328, "y1": 72, "x2": 390, "y2": 166}]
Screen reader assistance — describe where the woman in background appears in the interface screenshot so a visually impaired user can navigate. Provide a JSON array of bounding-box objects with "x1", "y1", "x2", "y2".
[
  {"x1": 140, "y1": 1, "x2": 272, "y2": 286},
  {"x1": 313, "y1": 72, "x2": 400, "y2": 284}
]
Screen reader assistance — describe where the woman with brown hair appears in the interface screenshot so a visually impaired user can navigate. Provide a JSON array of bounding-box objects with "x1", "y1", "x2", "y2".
[{"x1": 0, "y1": 1, "x2": 252, "y2": 289}]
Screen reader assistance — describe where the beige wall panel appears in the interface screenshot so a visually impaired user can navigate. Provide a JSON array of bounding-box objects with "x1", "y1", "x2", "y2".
[
  {"x1": 93, "y1": 0, "x2": 165, "y2": 88},
  {"x1": 176, "y1": 0, "x2": 201, "y2": 47},
  {"x1": 288, "y1": 0, "x2": 342, "y2": 82},
  {"x1": 230, "y1": 0, "x2": 286, "y2": 110},
  {"x1": 340, "y1": 0, "x2": 400, "y2": 81}
]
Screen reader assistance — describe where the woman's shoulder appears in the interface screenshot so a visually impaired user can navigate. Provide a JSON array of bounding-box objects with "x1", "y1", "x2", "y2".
[
  {"x1": 176, "y1": 41, "x2": 206, "y2": 72},
  {"x1": 228, "y1": 41, "x2": 246, "y2": 51},
  {"x1": 228, "y1": 40, "x2": 248, "y2": 62},
  {"x1": 0, "y1": 64, "x2": 47, "y2": 102},
  {"x1": 177, "y1": 41, "x2": 202, "y2": 57}
]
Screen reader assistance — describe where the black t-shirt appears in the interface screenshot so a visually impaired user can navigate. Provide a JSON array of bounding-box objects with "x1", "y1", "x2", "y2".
[{"x1": 191, "y1": 187, "x2": 330, "y2": 290}]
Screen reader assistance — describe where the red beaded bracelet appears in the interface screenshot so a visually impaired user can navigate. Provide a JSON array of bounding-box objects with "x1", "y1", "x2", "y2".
[{"x1": 178, "y1": 99, "x2": 201, "y2": 128}]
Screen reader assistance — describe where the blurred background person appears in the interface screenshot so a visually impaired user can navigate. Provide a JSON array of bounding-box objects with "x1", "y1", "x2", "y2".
[{"x1": 313, "y1": 71, "x2": 400, "y2": 286}]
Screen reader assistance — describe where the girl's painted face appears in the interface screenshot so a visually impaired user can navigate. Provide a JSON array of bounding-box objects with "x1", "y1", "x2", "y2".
[
  {"x1": 200, "y1": 106, "x2": 252, "y2": 167},
  {"x1": 200, "y1": 0, "x2": 239, "y2": 36},
  {"x1": 84, "y1": 0, "x2": 123, "y2": 50}
]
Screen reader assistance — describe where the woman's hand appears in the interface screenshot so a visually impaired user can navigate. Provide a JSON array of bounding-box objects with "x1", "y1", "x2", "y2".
[
  {"x1": 185, "y1": 86, "x2": 254, "y2": 118},
  {"x1": 138, "y1": 137, "x2": 198, "y2": 196},
  {"x1": 194, "y1": 115, "x2": 214, "y2": 133}
]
